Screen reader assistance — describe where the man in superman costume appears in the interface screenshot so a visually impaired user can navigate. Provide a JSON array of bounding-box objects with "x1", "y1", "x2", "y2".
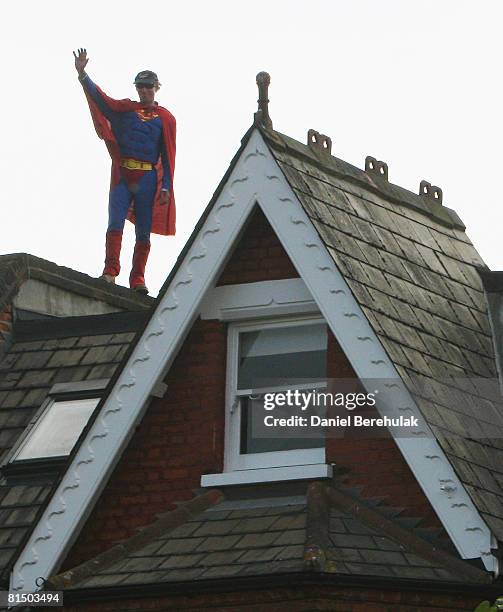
[{"x1": 73, "y1": 48, "x2": 176, "y2": 294}]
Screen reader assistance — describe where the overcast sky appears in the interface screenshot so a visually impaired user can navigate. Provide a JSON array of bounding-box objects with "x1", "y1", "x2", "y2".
[{"x1": 2, "y1": 1, "x2": 502, "y2": 295}]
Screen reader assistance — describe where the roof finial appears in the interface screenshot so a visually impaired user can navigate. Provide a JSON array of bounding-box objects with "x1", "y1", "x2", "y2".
[{"x1": 254, "y1": 71, "x2": 273, "y2": 130}]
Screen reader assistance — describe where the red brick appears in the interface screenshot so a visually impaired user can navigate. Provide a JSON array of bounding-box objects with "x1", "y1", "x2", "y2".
[{"x1": 217, "y1": 208, "x2": 298, "y2": 285}]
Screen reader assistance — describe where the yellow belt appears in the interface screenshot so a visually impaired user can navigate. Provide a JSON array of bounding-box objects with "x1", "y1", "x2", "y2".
[{"x1": 120, "y1": 158, "x2": 153, "y2": 171}]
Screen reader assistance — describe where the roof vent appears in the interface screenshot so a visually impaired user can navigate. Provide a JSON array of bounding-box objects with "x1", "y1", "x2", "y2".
[
  {"x1": 419, "y1": 180, "x2": 443, "y2": 205},
  {"x1": 365, "y1": 156, "x2": 388, "y2": 181},
  {"x1": 307, "y1": 129, "x2": 332, "y2": 155},
  {"x1": 254, "y1": 71, "x2": 273, "y2": 130}
]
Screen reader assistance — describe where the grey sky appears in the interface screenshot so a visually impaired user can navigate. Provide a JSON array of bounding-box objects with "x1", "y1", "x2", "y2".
[{"x1": 2, "y1": 0, "x2": 501, "y2": 295}]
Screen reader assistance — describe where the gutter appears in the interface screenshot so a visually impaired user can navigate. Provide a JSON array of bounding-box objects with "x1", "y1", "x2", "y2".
[{"x1": 61, "y1": 571, "x2": 503, "y2": 605}]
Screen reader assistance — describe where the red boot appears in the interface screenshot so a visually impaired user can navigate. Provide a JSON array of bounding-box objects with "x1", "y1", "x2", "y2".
[
  {"x1": 101, "y1": 230, "x2": 123, "y2": 282},
  {"x1": 129, "y1": 241, "x2": 150, "y2": 294}
]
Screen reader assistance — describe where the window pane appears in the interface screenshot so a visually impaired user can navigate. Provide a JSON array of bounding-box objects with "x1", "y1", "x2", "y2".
[
  {"x1": 238, "y1": 324, "x2": 327, "y2": 389},
  {"x1": 16, "y1": 398, "x2": 99, "y2": 460},
  {"x1": 241, "y1": 396, "x2": 322, "y2": 454},
  {"x1": 237, "y1": 323, "x2": 327, "y2": 454}
]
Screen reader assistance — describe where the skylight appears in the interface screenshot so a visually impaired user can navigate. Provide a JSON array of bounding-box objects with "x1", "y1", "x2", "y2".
[{"x1": 14, "y1": 397, "x2": 99, "y2": 461}]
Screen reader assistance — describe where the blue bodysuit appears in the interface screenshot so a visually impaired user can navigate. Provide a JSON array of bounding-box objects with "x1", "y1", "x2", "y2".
[{"x1": 81, "y1": 75, "x2": 170, "y2": 242}]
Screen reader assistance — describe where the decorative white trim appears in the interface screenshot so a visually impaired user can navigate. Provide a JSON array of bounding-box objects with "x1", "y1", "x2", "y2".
[
  {"x1": 201, "y1": 464, "x2": 333, "y2": 487},
  {"x1": 12, "y1": 131, "x2": 264, "y2": 592},
  {"x1": 13, "y1": 130, "x2": 496, "y2": 591},
  {"x1": 200, "y1": 279, "x2": 319, "y2": 321}
]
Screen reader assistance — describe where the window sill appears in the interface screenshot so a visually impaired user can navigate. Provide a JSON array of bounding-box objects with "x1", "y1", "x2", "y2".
[{"x1": 201, "y1": 463, "x2": 332, "y2": 487}]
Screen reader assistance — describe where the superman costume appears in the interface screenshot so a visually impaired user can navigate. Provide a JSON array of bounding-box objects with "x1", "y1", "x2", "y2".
[{"x1": 79, "y1": 73, "x2": 176, "y2": 291}]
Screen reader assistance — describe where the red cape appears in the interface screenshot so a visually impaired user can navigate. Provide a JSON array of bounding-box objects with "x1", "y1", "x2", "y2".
[{"x1": 84, "y1": 84, "x2": 176, "y2": 236}]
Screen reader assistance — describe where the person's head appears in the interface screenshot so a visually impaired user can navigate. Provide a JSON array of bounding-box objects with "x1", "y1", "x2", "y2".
[{"x1": 134, "y1": 70, "x2": 161, "y2": 105}]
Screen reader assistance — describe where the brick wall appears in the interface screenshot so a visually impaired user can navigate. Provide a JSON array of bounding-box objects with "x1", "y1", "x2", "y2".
[
  {"x1": 0, "y1": 304, "x2": 12, "y2": 351},
  {"x1": 217, "y1": 207, "x2": 298, "y2": 285},
  {"x1": 62, "y1": 317, "x2": 227, "y2": 569}
]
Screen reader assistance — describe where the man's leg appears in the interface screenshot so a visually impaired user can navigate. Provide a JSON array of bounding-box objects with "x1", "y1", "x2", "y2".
[
  {"x1": 129, "y1": 170, "x2": 156, "y2": 292},
  {"x1": 102, "y1": 180, "x2": 132, "y2": 281}
]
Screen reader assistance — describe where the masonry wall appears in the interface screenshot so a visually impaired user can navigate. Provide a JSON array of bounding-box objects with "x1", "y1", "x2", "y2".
[
  {"x1": 63, "y1": 207, "x2": 442, "y2": 569},
  {"x1": 217, "y1": 207, "x2": 299, "y2": 285},
  {"x1": 62, "y1": 317, "x2": 227, "y2": 569}
]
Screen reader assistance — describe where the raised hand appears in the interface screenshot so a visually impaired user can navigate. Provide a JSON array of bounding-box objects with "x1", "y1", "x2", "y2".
[{"x1": 73, "y1": 48, "x2": 89, "y2": 75}]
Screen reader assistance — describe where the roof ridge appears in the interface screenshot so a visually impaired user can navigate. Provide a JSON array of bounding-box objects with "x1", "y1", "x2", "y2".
[
  {"x1": 0, "y1": 253, "x2": 153, "y2": 314},
  {"x1": 47, "y1": 489, "x2": 224, "y2": 590},
  {"x1": 261, "y1": 127, "x2": 465, "y2": 231}
]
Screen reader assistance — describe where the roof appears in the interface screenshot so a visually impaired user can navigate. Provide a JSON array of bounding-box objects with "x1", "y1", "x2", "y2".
[
  {"x1": 0, "y1": 311, "x2": 146, "y2": 583},
  {"x1": 258, "y1": 128, "x2": 503, "y2": 541},
  {"x1": 51, "y1": 482, "x2": 488, "y2": 592},
  {"x1": 10, "y1": 123, "x2": 503, "y2": 588},
  {"x1": 0, "y1": 253, "x2": 153, "y2": 314}
]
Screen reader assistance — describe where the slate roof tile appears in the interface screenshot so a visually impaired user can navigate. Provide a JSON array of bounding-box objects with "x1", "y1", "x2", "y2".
[
  {"x1": 0, "y1": 391, "x2": 26, "y2": 410},
  {"x1": 52, "y1": 366, "x2": 91, "y2": 384},
  {"x1": 261, "y1": 134, "x2": 503, "y2": 541},
  {"x1": 41, "y1": 338, "x2": 78, "y2": 350},
  {"x1": 194, "y1": 534, "x2": 242, "y2": 552},
  {"x1": 269, "y1": 513, "x2": 306, "y2": 530},
  {"x1": 158, "y1": 553, "x2": 205, "y2": 570},
  {"x1": 46, "y1": 349, "x2": 87, "y2": 368},
  {"x1": 76, "y1": 335, "x2": 115, "y2": 347},
  {"x1": 234, "y1": 532, "x2": 279, "y2": 549},
  {"x1": 157, "y1": 537, "x2": 205, "y2": 555},
  {"x1": 87, "y1": 364, "x2": 118, "y2": 379},
  {"x1": 237, "y1": 547, "x2": 282, "y2": 564},
  {"x1": 200, "y1": 564, "x2": 244, "y2": 579},
  {"x1": 192, "y1": 520, "x2": 240, "y2": 537},
  {"x1": 203, "y1": 549, "x2": 245, "y2": 566},
  {"x1": 14, "y1": 352, "x2": 53, "y2": 371},
  {"x1": 80, "y1": 345, "x2": 124, "y2": 365},
  {"x1": 230, "y1": 515, "x2": 278, "y2": 533},
  {"x1": 18, "y1": 369, "x2": 55, "y2": 388}
]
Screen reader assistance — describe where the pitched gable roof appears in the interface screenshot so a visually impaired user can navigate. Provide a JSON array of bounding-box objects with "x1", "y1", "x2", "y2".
[
  {"x1": 0, "y1": 312, "x2": 146, "y2": 584},
  {"x1": 11, "y1": 126, "x2": 502, "y2": 591}
]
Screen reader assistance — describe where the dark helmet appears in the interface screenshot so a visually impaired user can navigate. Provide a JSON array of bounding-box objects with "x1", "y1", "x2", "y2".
[{"x1": 134, "y1": 70, "x2": 160, "y2": 87}]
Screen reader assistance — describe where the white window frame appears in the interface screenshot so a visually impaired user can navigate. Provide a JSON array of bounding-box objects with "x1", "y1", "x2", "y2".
[{"x1": 224, "y1": 315, "x2": 327, "y2": 473}]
